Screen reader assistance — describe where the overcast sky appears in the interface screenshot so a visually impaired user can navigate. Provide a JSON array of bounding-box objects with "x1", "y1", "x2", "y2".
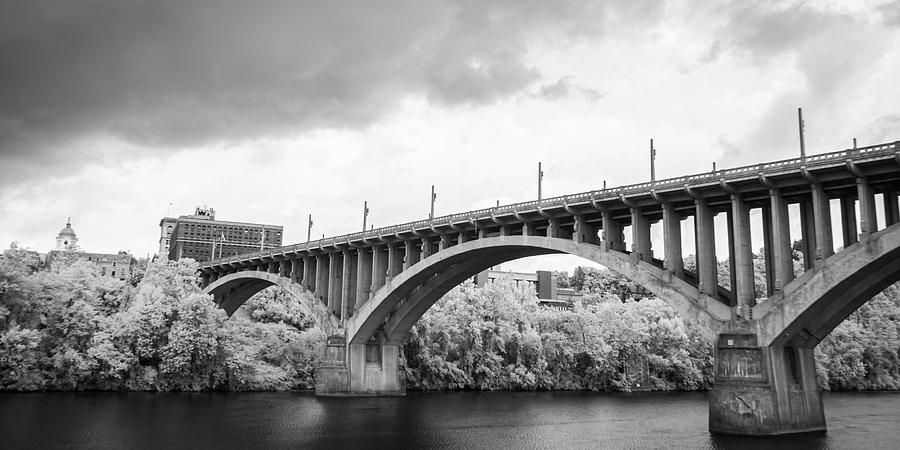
[{"x1": 1, "y1": 0, "x2": 899, "y2": 273}]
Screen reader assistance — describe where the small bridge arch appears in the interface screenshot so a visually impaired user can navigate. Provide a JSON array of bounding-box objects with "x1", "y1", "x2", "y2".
[{"x1": 203, "y1": 271, "x2": 339, "y2": 335}]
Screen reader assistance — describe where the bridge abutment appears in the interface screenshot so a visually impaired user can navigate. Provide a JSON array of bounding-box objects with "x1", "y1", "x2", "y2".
[
  {"x1": 709, "y1": 333, "x2": 825, "y2": 435},
  {"x1": 316, "y1": 334, "x2": 406, "y2": 396}
]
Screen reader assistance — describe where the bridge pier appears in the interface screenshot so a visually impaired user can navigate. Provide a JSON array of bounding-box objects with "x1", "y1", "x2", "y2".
[
  {"x1": 709, "y1": 333, "x2": 824, "y2": 435},
  {"x1": 315, "y1": 333, "x2": 406, "y2": 396}
]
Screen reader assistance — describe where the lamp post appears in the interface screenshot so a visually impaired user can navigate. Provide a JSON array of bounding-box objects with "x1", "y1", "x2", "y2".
[
  {"x1": 650, "y1": 139, "x2": 656, "y2": 183},
  {"x1": 798, "y1": 107, "x2": 806, "y2": 161},
  {"x1": 307, "y1": 214, "x2": 313, "y2": 242},
  {"x1": 362, "y1": 201, "x2": 369, "y2": 231},
  {"x1": 538, "y1": 162, "x2": 544, "y2": 203},
  {"x1": 429, "y1": 185, "x2": 436, "y2": 221}
]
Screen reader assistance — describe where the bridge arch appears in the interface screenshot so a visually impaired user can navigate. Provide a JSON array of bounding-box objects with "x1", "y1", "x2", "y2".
[
  {"x1": 756, "y1": 223, "x2": 900, "y2": 348},
  {"x1": 203, "y1": 271, "x2": 340, "y2": 335},
  {"x1": 347, "y1": 235, "x2": 729, "y2": 345}
]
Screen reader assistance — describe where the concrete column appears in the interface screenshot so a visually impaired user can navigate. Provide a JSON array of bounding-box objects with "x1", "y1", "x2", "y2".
[
  {"x1": 662, "y1": 203, "x2": 683, "y2": 276},
  {"x1": 857, "y1": 178, "x2": 878, "y2": 239},
  {"x1": 630, "y1": 208, "x2": 651, "y2": 262},
  {"x1": 340, "y1": 250, "x2": 356, "y2": 321},
  {"x1": 573, "y1": 215, "x2": 587, "y2": 243},
  {"x1": 884, "y1": 191, "x2": 900, "y2": 226},
  {"x1": 695, "y1": 199, "x2": 718, "y2": 297},
  {"x1": 478, "y1": 227, "x2": 488, "y2": 239},
  {"x1": 546, "y1": 218, "x2": 559, "y2": 238},
  {"x1": 601, "y1": 210, "x2": 625, "y2": 252},
  {"x1": 523, "y1": 222, "x2": 536, "y2": 236},
  {"x1": 315, "y1": 254, "x2": 329, "y2": 302},
  {"x1": 328, "y1": 253, "x2": 342, "y2": 317},
  {"x1": 769, "y1": 190, "x2": 794, "y2": 291},
  {"x1": 403, "y1": 240, "x2": 420, "y2": 270},
  {"x1": 726, "y1": 207, "x2": 737, "y2": 303},
  {"x1": 439, "y1": 234, "x2": 451, "y2": 251},
  {"x1": 387, "y1": 242, "x2": 404, "y2": 279},
  {"x1": 499, "y1": 225, "x2": 510, "y2": 236},
  {"x1": 302, "y1": 256, "x2": 315, "y2": 291},
  {"x1": 840, "y1": 197, "x2": 858, "y2": 248},
  {"x1": 458, "y1": 231, "x2": 469, "y2": 244},
  {"x1": 370, "y1": 244, "x2": 387, "y2": 294},
  {"x1": 731, "y1": 195, "x2": 755, "y2": 313},
  {"x1": 355, "y1": 248, "x2": 372, "y2": 307},
  {"x1": 421, "y1": 238, "x2": 437, "y2": 259},
  {"x1": 761, "y1": 204, "x2": 775, "y2": 298},
  {"x1": 799, "y1": 200, "x2": 815, "y2": 271},
  {"x1": 810, "y1": 184, "x2": 834, "y2": 265},
  {"x1": 288, "y1": 258, "x2": 298, "y2": 281}
]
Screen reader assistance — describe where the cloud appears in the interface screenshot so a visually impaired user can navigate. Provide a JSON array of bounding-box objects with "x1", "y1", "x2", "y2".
[
  {"x1": 705, "y1": 1, "x2": 896, "y2": 161},
  {"x1": 0, "y1": 0, "x2": 657, "y2": 192},
  {"x1": 878, "y1": 1, "x2": 900, "y2": 26},
  {"x1": 533, "y1": 77, "x2": 606, "y2": 102}
]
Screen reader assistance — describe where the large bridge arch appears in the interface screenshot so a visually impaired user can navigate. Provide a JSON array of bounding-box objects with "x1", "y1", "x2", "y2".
[
  {"x1": 203, "y1": 271, "x2": 340, "y2": 335},
  {"x1": 347, "y1": 235, "x2": 730, "y2": 346},
  {"x1": 755, "y1": 223, "x2": 900, "y2": 348}
]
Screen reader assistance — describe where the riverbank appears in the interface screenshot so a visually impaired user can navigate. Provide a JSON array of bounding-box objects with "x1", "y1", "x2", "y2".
[{"x1": 3, "y1": 255, "x2": 899, "y2": 394}]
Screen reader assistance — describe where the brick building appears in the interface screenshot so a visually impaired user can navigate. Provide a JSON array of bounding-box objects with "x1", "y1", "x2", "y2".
[{"x1": 163, "y1": 206, "x2": 283, "y2": 262}]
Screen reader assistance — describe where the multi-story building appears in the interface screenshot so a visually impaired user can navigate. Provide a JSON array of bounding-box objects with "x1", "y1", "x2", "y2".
[
  {"x1": 164, "y1": 206, "x2": 283, "y2": 262},
  {"x1": 46, "y1": 219, "x2": 135, "y2": 282},
  {"x1": 158, "y1": 216, "x2": 177, "y2": 259}
]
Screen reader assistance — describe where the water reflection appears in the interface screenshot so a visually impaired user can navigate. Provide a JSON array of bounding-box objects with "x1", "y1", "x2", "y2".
[{"x1": 1, "y1": 391, "x2": 897, "y2": 449}]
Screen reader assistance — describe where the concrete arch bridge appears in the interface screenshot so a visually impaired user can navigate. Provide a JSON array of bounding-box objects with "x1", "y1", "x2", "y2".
[{"x1": 200, "y1": 140, "x2": 900, "y2": 435}]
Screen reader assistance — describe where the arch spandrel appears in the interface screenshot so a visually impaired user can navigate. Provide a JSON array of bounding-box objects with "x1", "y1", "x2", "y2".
[
  {"x1": 347, "y1": 235, "x2": 730, "y2": 345},
  {"x1": 755, "y1": 223, "x2": 900, "y2": 348},
  {"x1": 202, "y1": 271, "x2": 339, "y2": 335}
]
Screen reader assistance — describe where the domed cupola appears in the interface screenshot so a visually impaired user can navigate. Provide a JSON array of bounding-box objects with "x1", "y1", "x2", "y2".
[{"x1": 55, "y1": 217, "x2": 79, "y2": 250}]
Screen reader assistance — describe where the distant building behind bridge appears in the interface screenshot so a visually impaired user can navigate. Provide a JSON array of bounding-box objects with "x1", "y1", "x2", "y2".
[
  {"x1": 160, "y1": 206, "x2": 284, "y2": 262},
  {"x1": 45, "y1": 218, "x2": 136, "y2": 282},
  {"x1": 474, "y1": 269, "x2": 582, "y2": 309}
]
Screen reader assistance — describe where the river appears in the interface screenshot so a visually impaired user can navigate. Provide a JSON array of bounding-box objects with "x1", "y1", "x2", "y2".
[{"x1": 1, "y1": 391, "x2": 898, "y2": 449}]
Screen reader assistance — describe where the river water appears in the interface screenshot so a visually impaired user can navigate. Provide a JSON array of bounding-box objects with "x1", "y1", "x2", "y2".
[{"x1": 1, "y1": 391, "x2": 898, "y2": 449}]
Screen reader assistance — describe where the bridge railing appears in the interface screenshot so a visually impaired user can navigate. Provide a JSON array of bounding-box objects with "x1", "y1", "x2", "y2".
[{"x1": 201, "y1": 141, "x2": 898, "y2": 268}]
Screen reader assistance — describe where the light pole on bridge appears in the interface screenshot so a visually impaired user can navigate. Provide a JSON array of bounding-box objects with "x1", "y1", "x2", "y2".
[
  {"x1": 538, "y1": 162, "x2": 544, "y2": 203},
  {"x1": 650, "y1": 138, "x2": 656, "y2": 183},
  {"x1": 429, "y1": 185, "x2": 436, "y2": 222},
  {"x1": 362, "y1": 201, "x2": 369, "y2": 232},
  {"x1": 307, "y1": 214, "x2": 313, "y2": 243},
  {"x1": 798, "y1": 107, "x2": 806, "y2": 162}
]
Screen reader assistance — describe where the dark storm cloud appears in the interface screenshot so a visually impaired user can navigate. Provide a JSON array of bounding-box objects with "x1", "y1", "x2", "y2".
[{"x1": 0, "y1": 0, "x2": 659, "y2": 190}]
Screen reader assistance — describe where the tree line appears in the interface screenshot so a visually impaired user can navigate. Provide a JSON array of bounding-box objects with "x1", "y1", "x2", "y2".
[{"x1": 1, "y1": 246, "x2": 898, "y2": 392}]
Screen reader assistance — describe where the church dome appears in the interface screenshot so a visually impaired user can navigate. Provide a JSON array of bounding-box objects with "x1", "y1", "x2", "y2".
[
  {"x1": 58, "y1": 222, "x2": 76, "y2": 237},
  {"x1": 55, "y1": 218, "x2": 79, "y2": 250}
]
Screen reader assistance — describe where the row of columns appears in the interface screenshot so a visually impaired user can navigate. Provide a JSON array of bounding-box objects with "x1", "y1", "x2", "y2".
[
  {"x1": 592, "y1": 178, "x2": 894, "y2": 320},
  {"x1": 203, "y1": 178, "x2": 895, "y2": 323}
]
